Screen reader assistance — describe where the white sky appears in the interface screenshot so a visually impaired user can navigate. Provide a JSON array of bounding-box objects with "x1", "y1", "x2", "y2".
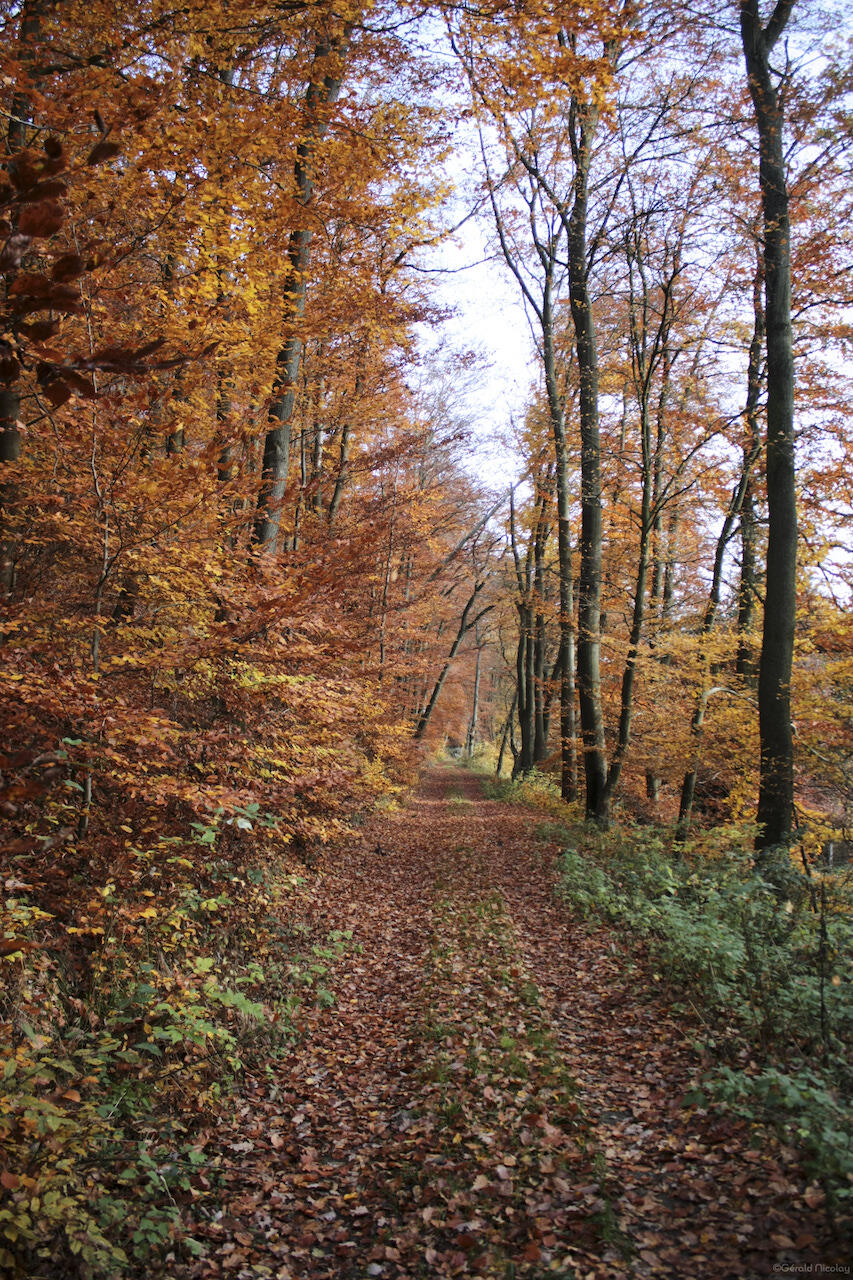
[{"x1": 416, "y1": 134, "x2": 537, "y2": 497}]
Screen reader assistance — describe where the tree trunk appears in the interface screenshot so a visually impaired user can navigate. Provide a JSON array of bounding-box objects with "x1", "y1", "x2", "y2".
[
  {"x1": 0, "y1": 389, "x2": 21, "y2": 595},
  {"x1": 513, "y1": 614, "x2": 535, "y2": 777},
  {"x1": 465, "y1": 632, "x2": 482, "y2": 758},
  {"x1": 568, "y1": 98, "x2": 608, "y2": 823},
  {"x1": 600, "y1": 203, "x2": 679, "y2": 811},
  {"x1": 414, "y1": 581, "x2": 492, "y2": 741},
  {"x1": 738, "y1": 250, "x2": 765, "y2": 684},
  {"x1": 645, "y1": 346, "x2": 673, "y2": 803},
  {"x1": 552, "y1": 424, "x2": 577, "y2": 802},
  {"x1": 509, "y1": 488, "x2": 535, "y2": 775},
  {"x1": 741, "y1": 0, "x2": 797, "y2": 854},
  {"x1": 253, "y1": 29, "x2": 351, "y2": 553},
  {"x1": 533, "y1": 502, "x2": 549, "y2": 765},
  {"x1": 677, "y1": 443, "x2": 762, "y2": 838},
  {"x1": 496, "y1": 689, "x2": 518, "y2": 778}
]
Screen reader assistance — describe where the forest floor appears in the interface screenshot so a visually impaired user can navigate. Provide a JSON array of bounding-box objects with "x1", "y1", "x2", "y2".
[{"x1": 179, "y1": 765, "x2": 846, "y2": 1280}]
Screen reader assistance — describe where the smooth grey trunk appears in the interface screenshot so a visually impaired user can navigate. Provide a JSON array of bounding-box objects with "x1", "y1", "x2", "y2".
[
  {"x1": 513, "y1": 615, "x2": 535, "y2": 777},
  {"x1": 377, "y1": 476, "x2": 398, "y2": 680},
  {"x1": 741, "y1": 0, "x2": 797, "y2": 854},
  {"x1": 549, "y1": 385, "x2": 577, "y2": 802},
  {"x1": 484, "y1": 134, "x2": 577, "y2": 797},
  {"x1": 601, "y1": 197, "x2": 681, "y2": 810},
  {"x1": 603, "y1": 426, "x2": 651, "y2": 805},
  {"x1": 327, "y1": 420, "x2": 351, "y2": 526},
  {"x1": 568, "y1": 97, "x2": 608, "y2": 823},
  {"x1": 645, "y1": 347, "x2": 673, "y2": 803},
  {"x1": 532, "y1": 514, "x2": 549, "y2": 764},
  {"x1": 327, "y1": 356, "x2": 363, "y2": 526}
]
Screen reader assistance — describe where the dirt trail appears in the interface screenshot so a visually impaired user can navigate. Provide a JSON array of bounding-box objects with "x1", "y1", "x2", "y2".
[{"x1": 185, "y1": 766, "x2": 841, "y2": 1280}]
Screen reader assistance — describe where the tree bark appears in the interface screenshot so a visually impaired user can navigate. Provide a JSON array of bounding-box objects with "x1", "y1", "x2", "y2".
[
  {"x1": 551, "y1": 409, "x2": 577, "y2": 802},
  {"x1": 568, "y1": 97, "x2": 608, "y2": 823},
  {"x1": 414, "y1": 581, "x2": 492, "y2": 741},
  {"x1": 253, "y1": 28, "x2": 351, "y2": 553},
  {"x1": 496, "y1": 689, "x2": 518, "y2": 778},
  {"x1": 465, "y1": 629, "x2": 482, "y2": 758},
  {"x1": 738, "y1": 250, "x2": 765, "y2": 684},
  {"x1": 741, "y1": 0, "x2": 797, "y2": 854},
  {"x1": 509, "y1": 488, "x2": 535, "y2": 776},
  {"x1": 600, "y1": 203, "x2": 679, "y2": 811}
]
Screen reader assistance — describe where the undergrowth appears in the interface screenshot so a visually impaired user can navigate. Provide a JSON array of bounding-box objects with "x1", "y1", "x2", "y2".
[
  {"x1": 484, "y1": 770, "x2": 853, "y2": 1226},
  {"x1": 0, "y1": 811, "x2": 351, "y2": 1278}
]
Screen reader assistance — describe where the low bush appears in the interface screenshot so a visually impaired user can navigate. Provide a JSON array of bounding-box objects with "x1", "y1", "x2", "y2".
[
  {"x1": 0, "y1": 816, "x2": 353, "y2": 1277},
  {"x1": 541, "y1": 807, "x2": 853, "y2": 1218}
]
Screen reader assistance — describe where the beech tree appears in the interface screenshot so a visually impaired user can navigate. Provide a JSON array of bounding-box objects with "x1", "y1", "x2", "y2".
[{"x1": 739, "y1": 0, "x2": 797, "y2": 856}]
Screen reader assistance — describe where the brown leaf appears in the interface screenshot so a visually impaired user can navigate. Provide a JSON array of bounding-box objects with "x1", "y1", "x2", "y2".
[
  {"x1": 51, "y1": 253, "x2": 85, "y2": 283},
  {"x1": 17, "y1": 319, "x2": 60, "y2": 342},
  {"x1": 9, "y1": 152, "x2": 41, "y2": 192},
  {"x1": 21, "y1": 179, "x2": 67, "y2": 204},
  {"x1": 18, "y1": 201, "x2": 64, "y2": 239},
  {"x1": 86, "y1": 140, "x2": 121, "y2": 166},
  {"x1": 10, "y1": 277, "x2": 80, "y2": 316},
  {"x1": 44, "y1": 381, "x2": 72, "y2": 408},
  {"x1": 9, "y1": 273, "x2": 51, "y2": 298},
  {"x1": 0, "y1": 938, "x2": 38, "y2": 957},
  {"x1": 62, "y1": 369, "x2": 96, "y2": 399}
]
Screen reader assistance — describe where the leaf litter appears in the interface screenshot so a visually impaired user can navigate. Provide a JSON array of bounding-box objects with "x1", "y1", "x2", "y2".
[{"x1": 177, "y1": 766, "x2": 843, "y2": 1279}]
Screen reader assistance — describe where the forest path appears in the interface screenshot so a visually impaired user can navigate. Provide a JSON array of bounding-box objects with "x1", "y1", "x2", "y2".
[{"x1": 185, "y1": 766, "x2": 837, "y2": 1280}]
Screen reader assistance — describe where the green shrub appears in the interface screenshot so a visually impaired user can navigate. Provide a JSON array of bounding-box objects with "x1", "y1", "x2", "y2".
[
  {"x1": 705, "y1": 1066, "x2": 852, "y2": 1216},
  {"x1": 0, "y1": 829, "x2": 354, "y2": 1277},
  {"x1": 552, "y1": 823, "x2": 852, "y2": 1214}
]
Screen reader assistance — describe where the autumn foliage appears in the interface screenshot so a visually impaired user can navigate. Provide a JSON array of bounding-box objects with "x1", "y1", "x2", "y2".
[{"x1": 1, "y1": 0, "x2": 852, "y2": 1274}]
